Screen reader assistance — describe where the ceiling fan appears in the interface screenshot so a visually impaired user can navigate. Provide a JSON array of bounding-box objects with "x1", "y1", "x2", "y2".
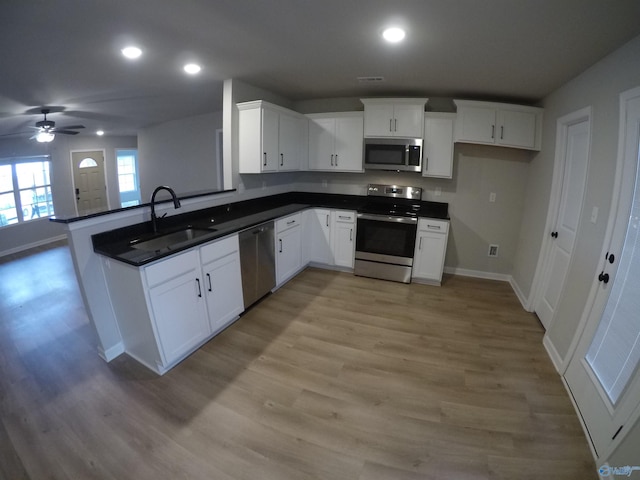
[{"x1": 31, "y1": 108, "x2": 85, "y2": 142}]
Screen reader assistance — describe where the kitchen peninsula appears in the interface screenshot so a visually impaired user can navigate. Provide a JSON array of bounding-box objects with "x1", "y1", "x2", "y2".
[{"x1": 54, "y1": 190, "x2": 448, "y2": 374}]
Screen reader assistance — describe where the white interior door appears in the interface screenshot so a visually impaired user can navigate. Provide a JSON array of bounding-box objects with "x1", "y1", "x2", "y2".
[
  {"x1": 72, "y1": 150, "x2": 107, "y2": 215},
  {"x1": 564, "y1": 87, "x2": 640, "y2": 460},
  {"x1": 536, "y1": 112, "x2": 590, "y2": 329}
]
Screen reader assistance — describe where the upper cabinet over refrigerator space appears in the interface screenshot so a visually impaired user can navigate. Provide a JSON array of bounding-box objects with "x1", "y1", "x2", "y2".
[
  {"x1": 361, "y1": 98, "x2": 428, "y2": 138},
  {"x1": 454, "y1": 100, "x2": 543, "y2": 151}
]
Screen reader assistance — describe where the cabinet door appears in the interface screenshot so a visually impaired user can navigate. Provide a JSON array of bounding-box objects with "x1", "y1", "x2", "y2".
[
  {"x1": 276, "y1": 226, "x2": 302, "y2": 286},
  {"x1": 393, "y1": 103, "x2": 424, "y2": 138},
  {"x1": 364, "y1": 103, "x2": 395, "y2": 137},
  {"x1": 497, "y1": 109, "x2": 537, "y2": 149},
  {"x1": 332, "y1": 213, "x2": 355, "y2": 268},
  {"x1": 413, "y1": 231, "x2": 448, "y2": 283},
  {"x1": 308, "y1": 117, "x2": 336, "y2": 170},
  {"x1": 146, "y1": 255, "x2": 210, "y2": 365},
  {"x1": 456, "y1": 106, "x2": 496, "y2": 144},
  {"x1": 305, "y1": 209, "x2": 332, "y2": 264},
  {"x1": 423, "y1": 115, "x2": 454, "y2": 178},
  {"x1": 334, "y1": 115, "x2": 364, "y2": 172},
  {"x1": 278, "y1": 113, "x2": 302, "y2": 171},
  {"x1": 203, "y1": 252, "x2": 244, "y2": 333},
  {"x1": 262, "y1": 107, "x2": 280, "y2": 172}
]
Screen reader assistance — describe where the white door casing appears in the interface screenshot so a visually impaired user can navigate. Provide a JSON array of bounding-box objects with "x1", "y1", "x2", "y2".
[
  {"x1": 535, "y1": 109, "x2": 591, "y2": 329},
  {"x1": 564, "y1": 86, "x2": 640, "y2": 461},
  {"x1": 71, "y1": 150, "x2": 108, "y2": 215}
]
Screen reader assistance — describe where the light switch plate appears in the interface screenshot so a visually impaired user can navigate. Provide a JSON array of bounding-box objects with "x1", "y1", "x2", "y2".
[{"x1": 489, "y1": 192, "x2": 496, "y2": 203}]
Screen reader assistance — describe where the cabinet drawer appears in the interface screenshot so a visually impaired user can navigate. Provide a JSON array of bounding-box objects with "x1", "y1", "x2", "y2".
[
  {"x1": 200, "y1": 234, "x2": 239, "y2": 265},
  {"x1": 276, "y1": 212, "x2": 302, "y2": 232},
  {"x1": 333, "y1": 210, "x2": 355, "y2": 223},
  {"x1": 144, "y1": 250, "x2": 199, "y2": 288},
  {"x1": 418, "y1": 218, "x2": 449, "y2": 234}
]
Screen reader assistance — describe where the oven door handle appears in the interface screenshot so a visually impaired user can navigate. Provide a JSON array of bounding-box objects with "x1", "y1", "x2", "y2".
[{"x1": 357, "y1": 213, "x2": 418, "y2": 224}]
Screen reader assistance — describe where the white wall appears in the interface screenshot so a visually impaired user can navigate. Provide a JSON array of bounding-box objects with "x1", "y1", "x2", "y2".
[
  {"x1": 0, "y1": 134, "x2": 136, "y2": 257},
  {"x1": 138, "y1": 111, "x2": 223, "y2": 200},
  {"x1": 512, "y1": 34, "x2": 640, "y2": 361}
]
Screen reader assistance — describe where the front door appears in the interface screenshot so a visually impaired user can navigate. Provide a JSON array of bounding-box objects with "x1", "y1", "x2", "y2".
[
  {"x1": 564, "y1": 86, "x2": 640, "y2": 460},
  {"x1": 535, "y1": 110, "x2": 590, "y2": 329},
  {"x1": 72, "y1": 150, "x2": 107, "y2": 215}
]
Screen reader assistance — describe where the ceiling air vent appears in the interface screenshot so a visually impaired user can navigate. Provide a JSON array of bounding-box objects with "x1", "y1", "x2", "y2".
[{"x1": 357, "y1": 76, "x2": 385, "y2": 84}]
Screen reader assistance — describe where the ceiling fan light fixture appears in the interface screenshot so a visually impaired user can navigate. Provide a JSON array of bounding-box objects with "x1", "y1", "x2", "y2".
[
  {"x1": 121, "y1": 46, "x2": 142, "y2": 59},
  {"x1": 36, "y1": 131, "x2": 55, "y2": 143}
]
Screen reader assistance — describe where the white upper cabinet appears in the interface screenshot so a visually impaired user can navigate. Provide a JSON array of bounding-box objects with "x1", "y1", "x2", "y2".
[
  {"x1": 454, "y1": 100, "x2": 543, "y2": 150},
  {"x1": 238, "y1": 100, "x2": 307, "y2": 173},
  {"x1": 361, "y1": 98, "x2": 427, "y2": 138},
  {"x1": 307, "y1": 112, "x2": 363, "y2": 172},
  {"x1": 423, "y1": 113, "x2": 455, "y2": 179}
]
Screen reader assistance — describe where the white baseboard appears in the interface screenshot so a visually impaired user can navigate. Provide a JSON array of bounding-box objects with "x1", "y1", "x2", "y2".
[
  {"x1": 509, "y1": 277, "x2": 532, "y2": 311},
  {"x1": 0, "y1": 234, "x2": 68, "y2": 258},
  {"x1": 98, "y1": 342, "x2": 125, "y2": 362},
  {"x1": 543, "y1": 334, "x2": 564, "y2": 373},
  {"x1": 443, "y1": 266, "x2": 512, "y2": 282}
]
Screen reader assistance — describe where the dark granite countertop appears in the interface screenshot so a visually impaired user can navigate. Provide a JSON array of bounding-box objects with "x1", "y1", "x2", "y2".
[{"x1": 92, "y1": 192, "x2": 449, "y2": 267}]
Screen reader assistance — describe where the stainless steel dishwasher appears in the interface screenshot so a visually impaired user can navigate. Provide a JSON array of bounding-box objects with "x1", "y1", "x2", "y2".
[{"x1": 238, "y1": 221, "x2": 276, "y2": 309}]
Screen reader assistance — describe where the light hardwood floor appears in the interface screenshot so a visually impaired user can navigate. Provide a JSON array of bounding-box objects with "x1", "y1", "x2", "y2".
[{"x1": 0, "y1": 241, "x2": 596, "y2": 480}]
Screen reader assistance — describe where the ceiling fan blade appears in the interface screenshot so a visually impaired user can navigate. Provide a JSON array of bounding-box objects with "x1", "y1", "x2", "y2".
[
  {"x1": 0, "y1": 131, "x2": 30, "y2": 138},
  {"x1": 53, "y1": 129, "x2": 80, "y2": 135},
  {"x1": 56, "y1": 125, "x2": 85, "y2": 130}
]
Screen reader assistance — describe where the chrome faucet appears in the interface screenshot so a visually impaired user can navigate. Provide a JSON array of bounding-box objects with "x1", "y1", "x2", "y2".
[{"x1": 150, "y1": 186, "x2": 181, "y2": 233}]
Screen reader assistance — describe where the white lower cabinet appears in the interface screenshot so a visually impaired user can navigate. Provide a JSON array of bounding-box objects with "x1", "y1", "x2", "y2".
[
  {"x1": 200, "y1": 236, "x2": 244, "y2": 333},
  {"x1": 102, "y1": 234, "x2": 244, "y2": 375},
  {"x1": 303, "y1": 208, "x2": 332, "y2": 265},
  {"x1": 146, "y1": 250, "x2": 211, "y2": 366},
  {"x1": 412, "y1": 219, "x2": 449, "y2": 285},
  {"x1": 275, "y1": 213, "x2": 303, "y2": 286},
  {"x1": 302, "y1": 208, "x2": 356, "y2": 269},
  {"x1": 331, "y1": 210, "x2": 356, "y2": 268}
]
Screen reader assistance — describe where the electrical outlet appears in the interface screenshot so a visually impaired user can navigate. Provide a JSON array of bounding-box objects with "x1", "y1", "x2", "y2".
[
  {"x1": 488, "y1": 244, "x2": 499, "y2": 257},
  {"x1": 435, "y1": 187, "x2": 442, "y2": 196},
  {"x1": 489, "y1": 192, "x2": 496, "y2": 203},
  {"x1": 262, "y1": 180, "x2": 266, "y2": 190},
  {"x1": 322, "y1": 179, "x2": 328, "y2": 188}
]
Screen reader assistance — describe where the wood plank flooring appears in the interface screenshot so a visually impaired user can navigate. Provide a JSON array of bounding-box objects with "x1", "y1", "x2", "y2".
[{"x1": 0, "y1": 242, "x2": 597, "y2": 479}]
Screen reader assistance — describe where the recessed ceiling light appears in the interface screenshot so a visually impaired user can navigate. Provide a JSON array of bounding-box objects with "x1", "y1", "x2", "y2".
[
  {"x1": 96, "y1": 130, "x2": 105, "y2": 136},
  {"x1": 121, "y1": 46, "x2": 142, "y2": 59},
  {"x1": 382, "y1": 27, "x2": 406, "y2": 43},
  {"x1": 183, "y1": 63, "x2": 202, "y2": 75}
]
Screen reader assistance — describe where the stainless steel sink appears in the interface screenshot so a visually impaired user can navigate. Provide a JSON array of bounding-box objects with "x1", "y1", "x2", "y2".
[{"x1": 130, "y1": 227, "x2": 214, "y2": 252}]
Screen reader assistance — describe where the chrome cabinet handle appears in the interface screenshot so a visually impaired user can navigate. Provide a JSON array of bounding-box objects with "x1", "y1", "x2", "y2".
[
  {"x1": 419, "y1": 237, "x2": 423, "y2": 250},
  {"x1": 491, "y1": 125, "x2": 495, "y2": 139},
  {"x1": 427, "y1": 224, "x2": 441, "y2": 230},
  {"x1": 206, "y1": 273, "x2": 212, "y2": 292},
  {"x1": 500, "y1": 125, "x2": 504, "y2": 139},
  {"x1": 394, "y1": 118, "x2": 397, "y2": 132},
  {"x1": 326, "y1": 215, "x2": 329, "y2": 227},
  {"x1": 389, "y1": 119, "x2": 393, "y2": 132},
  {"x1": 279, "y1": 238, "x2": 283, "y2": 253},
  {"x1": 280, "y1": 153, "x2": 284, "y2": 166},
  {"x1": 263, "y1": 152, "x2": 267, "y2": 166},
  {"x1": 196, "y1": 278, "x2": 202, "y2": 298},
  {"x1": 287, "y1": 219, "x2": 296, "y2": 225},
  {"x1": 335, "y1": 154, "x2": 338, "y2": 166},
  {"x1": 350, "y1": 228, "x2": 353, "y2": 242},
  {"x1": 331, "y1": 154, "x2": 334, "y2": 166}
]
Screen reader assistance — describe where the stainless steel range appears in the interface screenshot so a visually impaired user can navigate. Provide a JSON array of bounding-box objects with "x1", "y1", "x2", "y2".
[{"x1": 354, "y1": 184, "x2": 422, "y2": 283}]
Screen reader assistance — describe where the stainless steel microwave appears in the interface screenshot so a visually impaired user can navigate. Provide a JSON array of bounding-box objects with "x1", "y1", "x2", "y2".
[{"x1": 363, "y1": 138, "x2": 422, "y2": 172}]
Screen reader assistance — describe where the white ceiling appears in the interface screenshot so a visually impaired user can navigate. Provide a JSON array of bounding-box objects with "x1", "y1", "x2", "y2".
[{"x1": 1, "y1": 0, "x2": 640, "y2": 139}]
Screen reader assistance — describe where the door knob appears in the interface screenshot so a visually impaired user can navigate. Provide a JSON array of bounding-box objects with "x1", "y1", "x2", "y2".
[{"x1": 598, "y1": 272, "x2": 610, "y2": 284}]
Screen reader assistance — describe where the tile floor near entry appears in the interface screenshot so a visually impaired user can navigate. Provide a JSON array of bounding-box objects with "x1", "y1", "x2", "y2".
[{"x1": 0, "y1": 240, "x2": 597, "y2": 480}]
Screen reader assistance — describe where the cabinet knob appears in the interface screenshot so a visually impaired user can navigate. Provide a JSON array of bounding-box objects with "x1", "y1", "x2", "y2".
[{"x1": 551, "y1": 231, "x2": 558, "y2": 238}]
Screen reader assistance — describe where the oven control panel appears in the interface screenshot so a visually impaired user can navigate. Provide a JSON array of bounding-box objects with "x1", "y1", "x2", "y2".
[{"x1": 367, "y1": 184, "x2": 422, "y2": 200}]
